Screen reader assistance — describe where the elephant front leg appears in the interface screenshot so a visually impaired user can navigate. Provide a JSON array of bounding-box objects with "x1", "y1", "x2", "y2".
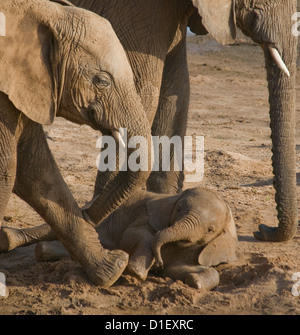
[
  {"x1": 119, "y1": 221, "x2": 155, "y2": 281},
  {"x1": 0, "y1": 97, "x2": 20, "y2": 252},
  {"x1": 147, "y1": 30, "x2": 190, "y2": 194},
  {"x1": 13, "y1": 121, "x2": 128, "y2": 287}
]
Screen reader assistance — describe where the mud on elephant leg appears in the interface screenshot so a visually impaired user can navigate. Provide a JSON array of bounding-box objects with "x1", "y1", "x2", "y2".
[{"x1": 162, "y1": 264, "x2": 220, "y2": 291}]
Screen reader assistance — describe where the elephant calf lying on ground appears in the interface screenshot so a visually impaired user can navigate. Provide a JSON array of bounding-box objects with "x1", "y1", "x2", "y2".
[{"x1": 0, "y1": 187, "x2": 237, "y2": 290}]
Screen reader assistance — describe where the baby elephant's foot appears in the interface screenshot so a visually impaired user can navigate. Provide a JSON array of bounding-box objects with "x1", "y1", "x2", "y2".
[
  {"x1": 0, "y1": 227, "x2": 25, "y2": 253},
  {"x1": 86, "y1": 249, "x2": 129, "y2": 287},
  {"x1": 185, "y1": 267, "x2": 219, "y2": 291},
  {"x1": 126, "y1": 261, "x2": 149, "y2": 281}
]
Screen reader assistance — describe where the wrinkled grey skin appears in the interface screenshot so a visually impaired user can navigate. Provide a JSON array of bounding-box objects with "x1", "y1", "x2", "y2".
[
  {"x1": 71, "y1": 0, "x2": 298, "y2": 242},
  {"x1": 1, "y1": 187, "x2": 237, "y2": 290},
  {"x1": 0, "y1": 0, "x2": 152, "y2": 287}
]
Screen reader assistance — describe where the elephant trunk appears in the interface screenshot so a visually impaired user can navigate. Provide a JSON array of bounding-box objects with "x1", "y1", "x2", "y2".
[
  {"x1": 254, "y1": 5, "x2": 298, "y2": 241},
  {"x1": 83, "y1": 101, "x2": 152, "y2": 226},
  {"x1": 153, "y1": 218, "x2": 197, "y2": 268}
]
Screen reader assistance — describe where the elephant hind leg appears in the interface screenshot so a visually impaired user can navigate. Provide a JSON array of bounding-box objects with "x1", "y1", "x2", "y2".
[
  {"x1": 147, "y1": 24, "x2": 189, "y2": 195},
  {"x1": 163, "y1": 264, "x2": 219, "y2": 291},
  {"x1": 184, "y1": 267, "x2": 219, "y2": 291}
]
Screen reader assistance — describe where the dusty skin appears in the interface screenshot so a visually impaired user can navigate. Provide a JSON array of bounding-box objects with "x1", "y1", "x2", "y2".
[{"x1": 0, "y1": 35, "x2": 299, "y2": 315}]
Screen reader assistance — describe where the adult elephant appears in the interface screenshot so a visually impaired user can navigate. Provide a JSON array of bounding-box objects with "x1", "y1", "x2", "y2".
[
  {"x1": 0, "y1": 0, "x2": 152, "y2": 286},
  {"x1": 72, "y1": 0, "x2": 298, "y2": 242}
]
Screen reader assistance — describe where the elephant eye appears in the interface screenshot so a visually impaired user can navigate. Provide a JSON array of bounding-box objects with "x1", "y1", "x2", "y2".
[{"x1": 93, "y1": 74, "x2": 111, "y2": 89}]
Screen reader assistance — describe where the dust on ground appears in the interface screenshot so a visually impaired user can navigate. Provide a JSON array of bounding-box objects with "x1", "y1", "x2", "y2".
[{"x1": 0, "y1": 35, "x2": 299, "y2": 315}]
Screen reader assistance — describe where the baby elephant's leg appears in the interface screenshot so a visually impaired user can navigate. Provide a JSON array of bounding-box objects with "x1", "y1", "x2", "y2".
[
  {"x1": 163, "y1": 264, "x2": 219, "y2": 291},
  {"x1": 119, "y1": 221, "x2": 155, "y2": 281},
  {"x1": 185, "y1": 267, "x2": 219, "y2": 291}
]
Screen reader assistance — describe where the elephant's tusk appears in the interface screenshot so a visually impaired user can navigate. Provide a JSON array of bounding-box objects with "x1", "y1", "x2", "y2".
[
  {"x1": 267, "y1": 45, "x2": 290, "y2": 77},
  {"x1": 112, "y1": 129, "x2": 126, "y2": 148}
]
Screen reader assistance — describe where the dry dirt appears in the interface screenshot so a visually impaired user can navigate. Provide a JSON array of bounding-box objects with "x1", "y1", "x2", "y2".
[{"x1": 0, "y1": 35, "x2": 299, "y2": 316}]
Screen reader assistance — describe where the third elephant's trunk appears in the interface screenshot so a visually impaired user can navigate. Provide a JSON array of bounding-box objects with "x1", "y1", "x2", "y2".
[
  {"x1": 152, "y1": 219, "x2": 195, "y2": 268},
  {"x1": 254, "y1": 4, "x2": 298, "y2": 241}
]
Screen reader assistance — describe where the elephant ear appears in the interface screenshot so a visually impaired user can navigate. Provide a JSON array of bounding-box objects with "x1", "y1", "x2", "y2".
[
  {"x1": 191, "y1": 0, "x2": 236, "y2": 45},
  {"x1": 188, "y1": 11, "x2": 208, "y2": 35},
  {"x1": 198, "y1": 209, "x2": 238, "y2": 266},
  {"x1": 146, "y1": 194, "x2": 181, "y2": 232},
  {"x1": 0, "y1": 9, "x2": 59, "y2": 125}
]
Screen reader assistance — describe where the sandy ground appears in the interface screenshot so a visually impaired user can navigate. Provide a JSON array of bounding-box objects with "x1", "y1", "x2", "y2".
[{"x1": 0, "y1": 35, "x2": 299, "y2": 315}]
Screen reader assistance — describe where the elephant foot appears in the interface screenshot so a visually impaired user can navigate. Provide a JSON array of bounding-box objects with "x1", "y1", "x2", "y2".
[
  {"x1": 0, "y1": 226, "x2": 26, "y2": 252},
  {"x1": 35, "y1": 241, "x2": 69, "y2": 262},
  {"x1": 85, "y1": 249, "x2": 129, "y2": 287},
  {"x1": 35, "y1": 242, "x2": 128, "y2": 287},
  {"x1": 35, "y1": 241, "x2": 128, "y2": 287},
  {"x1": 185, "y1": 267, "x2": 219, "y2": 291}
]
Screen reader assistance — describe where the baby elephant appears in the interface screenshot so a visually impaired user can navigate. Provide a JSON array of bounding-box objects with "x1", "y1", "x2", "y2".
[{"x1": 0, "y1": 187, "x2": 237, "y2": 290}]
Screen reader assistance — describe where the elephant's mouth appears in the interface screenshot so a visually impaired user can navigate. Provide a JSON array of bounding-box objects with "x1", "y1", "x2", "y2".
[
  {"x1": 84, "y1": 103, "x2": 126, "y2": 148},
  {"x1": 84, "y1": 102, "x2": 105, "y2": 128}
]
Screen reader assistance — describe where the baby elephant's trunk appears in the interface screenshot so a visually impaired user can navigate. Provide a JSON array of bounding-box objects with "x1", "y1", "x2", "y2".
[{"x1": 152, "y1": 219, "x2": 195, "y2": 268}]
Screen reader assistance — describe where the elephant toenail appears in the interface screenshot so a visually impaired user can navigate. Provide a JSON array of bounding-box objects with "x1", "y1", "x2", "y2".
[{"x1": 117, "y1": 259, "x2": 125, "y2": 268}]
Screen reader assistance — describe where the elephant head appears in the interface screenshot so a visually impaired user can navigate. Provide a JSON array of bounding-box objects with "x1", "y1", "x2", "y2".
[
  {"x1": 149, "y1": 188, "x2": 238, "y2": 269},
  {"x1": 0, "y1": 0, "x2": 151, "y2": 224},
  {"x1": 191, "y1": 0, "x2": 298, "y2": 241}
]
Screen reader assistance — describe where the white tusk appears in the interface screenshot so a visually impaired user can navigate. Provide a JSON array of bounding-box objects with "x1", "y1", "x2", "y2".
[
  {"x1": 267, "y1": 45, "x2": 290, "y2": 77},
  {"x1": 112, "y1": 130, "x2": 126, "y2": 148}
]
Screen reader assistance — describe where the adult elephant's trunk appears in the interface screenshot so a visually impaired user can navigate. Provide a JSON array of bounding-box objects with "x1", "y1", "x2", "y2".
[
  {"x1": 83, "y1": 102, "x2": 152, "y2": 226},
  {"x1": 254, "y1": 3, "x2": 298, "y2": 241}
]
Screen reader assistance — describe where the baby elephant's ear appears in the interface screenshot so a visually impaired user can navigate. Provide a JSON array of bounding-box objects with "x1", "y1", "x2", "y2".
[
  {"x1": 0, "y1": 11, "x2": 58, "y2": 125},
  {"x1": 198, "y1": 212, "x2": 238, "y2": 266}
]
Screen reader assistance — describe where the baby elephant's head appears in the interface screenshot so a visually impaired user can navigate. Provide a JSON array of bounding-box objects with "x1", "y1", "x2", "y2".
[{"x1": 149, "y1": 187, "x2": 237, "y2": 268}]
